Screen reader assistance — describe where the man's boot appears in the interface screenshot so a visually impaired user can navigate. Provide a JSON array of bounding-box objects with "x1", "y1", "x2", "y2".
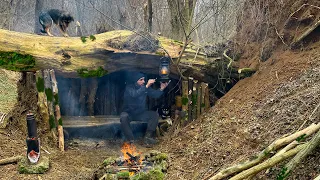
[{"x1": 144, "y1": 131, "x2": 158, "y2": 146}]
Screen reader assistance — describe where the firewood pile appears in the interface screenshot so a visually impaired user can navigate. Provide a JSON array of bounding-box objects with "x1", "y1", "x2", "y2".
[{"x1": 94, "y1": 143, "x2": 168, "y2": 180}]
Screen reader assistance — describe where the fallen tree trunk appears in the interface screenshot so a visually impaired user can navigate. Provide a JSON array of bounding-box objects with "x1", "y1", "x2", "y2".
[
  {"x1": 0, "y1": 156, "x2": 23, "y2": 165},
  {"x1": 0, "y1": 29, "x2": 206, "y2": 78},
  {"x1": 209, "y1": 123, "x2": 320, "y2": 180}
]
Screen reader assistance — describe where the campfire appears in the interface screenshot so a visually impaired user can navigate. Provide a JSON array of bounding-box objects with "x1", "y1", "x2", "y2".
[{"x1": 95, "y1": 143, "x2": 168, "y2": 179}]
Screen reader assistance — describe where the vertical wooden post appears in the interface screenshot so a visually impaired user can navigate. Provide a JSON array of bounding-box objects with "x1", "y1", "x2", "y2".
[
  {"x1": 88, "y1": 79, "x2": 98, "y2": 116},
  {"x1": 188, "y1": 77, "x2": 193, "y2": 121},
  {"x1": 192, "y1": 80, "x2": 198, "y2": 120},
  {"x1": 36, "y1": 70, "x2": 50, "y2": 130},
  {"x1": 201, "y1": 82, "x2": 206, "y2": 114},
  {"x1": 204, "y1": 83, "x2": 210, "y2": 111},
  {"x1": 182, "y1": 80, "x2": 189, "y2": 121},
  {"x1": 79, "y1": 79, "x2": 87, "y2": 116},
  {"x1": 43, "y1": 69, "x2": 57, "y2": 143},
  {"x1": 196, "y1": 81, "x2": 201, "y2": 118},
  {"x1": 50, "y1": 69, "x2": 64, "y2": 152}
]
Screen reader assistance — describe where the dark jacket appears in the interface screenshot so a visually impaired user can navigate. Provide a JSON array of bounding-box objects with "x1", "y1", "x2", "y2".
[{"x1": 122, "y1": 83, "x2": 163, "y2": 115}]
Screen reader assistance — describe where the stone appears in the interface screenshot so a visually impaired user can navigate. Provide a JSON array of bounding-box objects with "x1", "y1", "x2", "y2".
[{"x1": 18, "y1": 156, "x2": 50, "y2": 174}]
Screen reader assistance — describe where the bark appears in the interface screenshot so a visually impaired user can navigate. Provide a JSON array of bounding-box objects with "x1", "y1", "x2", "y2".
[
  {"x1": 209, "y1": 123, "x2": 320, "y2": 180},
  {"x1": 229, "y1": 144, "x2": 307, "y2": 180},
  {"x1": 167, "y1": 0, "x2": 197, "y2": 40},
  {"x1": 147, "y1": 0, "x2": 153, "y2": 32},
  {"x1": 34, "y1": 0, "x2": 44, "y2": 34},
  {"x1": 0, "y1": 29, "x2": 206, "y2": 78},
  {"x1": 87, "y1": 78, "x2": 98, "y2": 116},
  {"x1": 50, "y1": 69, "x2": 64, "y2": 152},
  {"x1": 283, "y1": 129, "x2": 320, "y2": 179},
  {"x1": 0, "y1": 156, "x2": 23, "y2": 165},
  {"x1": 36, "y1": 70, "x2": 49, "y2": 130}
]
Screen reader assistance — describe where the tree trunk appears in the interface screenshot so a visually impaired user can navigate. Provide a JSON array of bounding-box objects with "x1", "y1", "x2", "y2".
[
  {"x1": 34, "y1": 0, "x2": 44, "y2": 34},
  {"x1": 167, "y1": 0, "x2": 197, "y2": 40},
  {"x1": 0, "y1": 29, "x2": 207, "y2": 79},
  {"x1": 147, "y1": 0, "x2": 153, "y2": 33}
]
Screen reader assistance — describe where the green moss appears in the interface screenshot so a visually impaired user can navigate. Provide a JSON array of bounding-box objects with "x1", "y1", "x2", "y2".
[
  {"x1": 36, "y1": 77, "x2": 45, "y2": 92},
  {"x1": 89, "y1": 35, "x2": 96, "y2": 41},
  {"x1": 0, "y1": 51, "x2": 35, "y2": 71},
  {"x1": 45, "y1": 88, "x2": 53, "y2": 102},
  {"x1": 149, "y1": 153, "x2": 168, "y2": 162},
  {"x1": 49, "y1": 115, "x2": 56, "y2": 129},
  {"x1": 102, "y1": 157, "x2": 117, "y2": 166},
  {"x1": 182, "y1": 96, "x2": 188, "y2": 105},
  {"x1": 58, "y1": 118, "x2": 63, "y2": 126},
  {"x1": 81, "y1": 36, "x2": 88, "y2": 43},
  {"x1": 54, "y1": 94, "x2": 59, "y2": 106},
  {"x1": 18, "y1": 156, "x2": 49, "y2": 174},
  {"x1": 296, "y1": 134, "x2": 306, "y2": 142},
  {"x1": 77, "y1": 66, "x2": 108, "y2": 78},
  {"x1": 117, "y1": 171, "x2": 130, "y2": 179},
  {"x1": 132, "y1": 169, "x2": 164, "y2": 180}
]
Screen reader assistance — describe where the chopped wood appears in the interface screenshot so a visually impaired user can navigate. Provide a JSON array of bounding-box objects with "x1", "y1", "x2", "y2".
[{"x1": 0, "y1": 156, "x2": 23, "y2": 165}]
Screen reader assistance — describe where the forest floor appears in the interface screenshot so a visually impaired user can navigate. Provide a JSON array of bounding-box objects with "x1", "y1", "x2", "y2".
[{"x1": 1, "y1": 41, "x2": 320, "y2": 180}]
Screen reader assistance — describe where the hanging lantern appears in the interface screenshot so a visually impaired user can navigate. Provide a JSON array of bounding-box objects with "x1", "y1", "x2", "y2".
[{"x1": 159, "y1": 57, "x2": 170, "y2": 82}]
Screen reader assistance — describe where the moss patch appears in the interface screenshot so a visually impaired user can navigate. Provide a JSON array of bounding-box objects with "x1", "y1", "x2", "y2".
[
  {"x1": 18, "y1": 156, "x2": 50, "y2": 174},
  {"x1": 45, "y1": 88, "x2": 53, "y2": 102},
  {"x1": 49, "y1": 115, "x2": 56, "y2": 129},
  {"x1": 77, "y1": 66, "x2": 108, "y2": 78},
  {"x1": 0, "y1": 51, "x2": 35, "y2": 71},
  {"x1": 36, "y1": 77, "x2": 44, "y2": 92}
]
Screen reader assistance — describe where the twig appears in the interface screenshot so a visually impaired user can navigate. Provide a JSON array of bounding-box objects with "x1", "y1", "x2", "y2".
[
  {"x1": 41, "y1": 147, "x2": 51, "y2": 154},
  {"x1": 0, "y1": 156, "x2": 23, "y2": 165},
  {"x1": 298, "y1": 102, "x2": 320, "y2": 131},
  {"x1": 275, "y1": 27, "x2": 288, "y2": 46}
]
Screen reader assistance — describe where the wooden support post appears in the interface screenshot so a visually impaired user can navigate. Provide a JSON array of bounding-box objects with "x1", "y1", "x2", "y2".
[
  {"x1": 201, "y1": 82, "x2": 206, "y2": 113},
  {"x1": 204, "y1": 83, "x2": 210, "y2": 111},
  {"x1": 182, "y1": 80, "x2": 189, "y2": 122},
  {"x1": 88, "y1": 79, "x2": 98, "y2": 116},
  {"x1": 36, "y1": 70, "x2": 50, "y2": 130},
  {"x1": 196, "y1": 82, "x2": 201, "y2": 118},
  {"x1": 50, "y1": 69, "x2": 64, "y2": 152},
  {"x1": 26, "y1": 72, "x2": 35, "y2": 89},
  {"x1": 43, "y1": 69, "x2": 57, "y2": 143},
  {"x1": 192, "y1": 80, "x2": 198, "y2": 120},
  {"x1": 188, "y1": 77, "x2": 194, "y2": 121}
]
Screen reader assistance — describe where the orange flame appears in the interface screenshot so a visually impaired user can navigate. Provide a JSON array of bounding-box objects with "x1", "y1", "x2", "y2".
[{"x1": 121, "y1": 142, "x2": 142, "y2": 165}]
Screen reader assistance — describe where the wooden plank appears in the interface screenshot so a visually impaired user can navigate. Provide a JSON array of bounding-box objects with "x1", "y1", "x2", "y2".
[
  {"x1": 196, "y1": 81, "x2": 201, "y2": 118},
  {"x1": 188, "y1": 77, "x2": 194, "y2": 121},
  {"x1": 201, "y1": 82, "x2": 206, "y2": 113},
  {"x1": 192, "y1": 80, "x2": 198, "y2": 120},
  {"x1": 182, "y1": 80, "x2": 189, "y2": 121},
  {"x1": 204, "y1": 83, "x2": 210, "y2": 111}
]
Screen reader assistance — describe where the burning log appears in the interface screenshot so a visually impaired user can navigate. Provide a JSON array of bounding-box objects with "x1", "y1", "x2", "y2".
[{"x1": 126, "y1": 152, "x2": 140, "y2": 164}]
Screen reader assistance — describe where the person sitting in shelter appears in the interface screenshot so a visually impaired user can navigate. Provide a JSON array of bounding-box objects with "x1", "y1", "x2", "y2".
[{"x1": 120, "y1": 72, "x2": 169, "y2": 146}]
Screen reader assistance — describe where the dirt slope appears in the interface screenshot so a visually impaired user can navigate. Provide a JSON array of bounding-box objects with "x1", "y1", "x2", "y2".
[{"x1": 159, "y1": 46, "x2": 320, "y2": 179}]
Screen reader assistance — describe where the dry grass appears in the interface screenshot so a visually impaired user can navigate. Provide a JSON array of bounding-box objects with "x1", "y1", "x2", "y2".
[{"x1": 0, "y1": 69, "x2": 20, "y2": 114}]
